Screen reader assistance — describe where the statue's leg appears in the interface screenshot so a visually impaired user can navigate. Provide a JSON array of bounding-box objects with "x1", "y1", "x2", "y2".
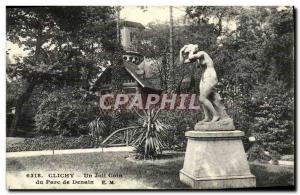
[
  {"x1": 199, "y1": 95, "x2": 220, "y2": 122},
  {"x1": 200, "y1": 103, "x2": 210, "y2": 122},
  {"x1": 210, "y1": 91, "x2": 229, "y2": 119},
  {"x1": 199, "y1": 83, "x2": 220, "y2": 122}
]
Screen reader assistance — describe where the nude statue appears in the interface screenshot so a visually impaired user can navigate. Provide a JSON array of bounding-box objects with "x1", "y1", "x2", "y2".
[{"x1": 180, "y1": 44, "x2": 230, "y2": 124}]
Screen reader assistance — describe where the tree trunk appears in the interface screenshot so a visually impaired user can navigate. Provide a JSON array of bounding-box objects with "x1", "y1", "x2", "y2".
[
  {"x1": 161, "y1": 56, "x2": 168, "y2": 91},
  {"x1": 175, "y1": 75, "x2": 185, "y2": 93},
  {"x1": 116, "y1": 6, "x2": 121, "y2": 44},
  {"x1": 189, "y1": 63, "x2": 196, "y2": 93},
  {"x1": 9, "y1": 80, "x2": 36, "y2": 136},
  {"x1": 169, "y1": 6, "x2": 174, "y2": 79},
  {"x1": 217, "y1": 15, "x2": 223, "y2": 36}
]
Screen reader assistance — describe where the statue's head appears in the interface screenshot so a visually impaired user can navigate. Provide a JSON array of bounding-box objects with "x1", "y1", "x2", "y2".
[
  {"x1": 183, "y1": 44, "x2": 199, "y2": 54},
  {"x1": 180, "y1": 44, "x2": 199, "y2": 64}
]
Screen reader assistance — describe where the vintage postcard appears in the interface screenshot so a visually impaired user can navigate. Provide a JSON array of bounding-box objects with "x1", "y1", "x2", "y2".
[{"x1": 6, "y1": 6, "x2": 295, "y2": 190}]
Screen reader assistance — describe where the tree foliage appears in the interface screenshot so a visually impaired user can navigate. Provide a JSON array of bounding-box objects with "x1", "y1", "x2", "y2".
[
  {"x1": 34, "y1": 87, "x2": 95, "y2": 136},
  {"x1": 199, "y1": 7, "x2": 295, "y2": 155},
  {"x1": 6, "y1": 6, "x2": 120, "y2": 135}
]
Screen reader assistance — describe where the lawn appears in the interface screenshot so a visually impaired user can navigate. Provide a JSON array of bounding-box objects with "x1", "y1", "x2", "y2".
[{"x1": 6, "y1": 152, "x2": 294, "y2": 190}]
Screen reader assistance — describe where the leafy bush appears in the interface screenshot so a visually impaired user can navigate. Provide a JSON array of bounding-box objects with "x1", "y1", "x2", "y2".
[
  {"x1": 34, "y1": 87, "x2": 95, "y2": 136},
  {"x1": 249, "y1": 80, "x2": 294, "y2": 155},
  {"x1": 98, "y1": 110, "x2": 139, "y2": 133},
  {"x1": 7, "y1": 135, "x2": 94, "y2": 152},
  {"x1": 247, "y1": 144, "x2": 271, "y2": 162},
  {"x1": 220, "y1": 78, "x2": 294, "y2": 156},
  {"x1": 158, "y1": 110, "x2": 201, "y2": 150}
]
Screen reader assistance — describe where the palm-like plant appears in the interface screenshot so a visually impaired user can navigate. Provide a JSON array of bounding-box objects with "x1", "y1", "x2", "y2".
[
  {"x1": 88, "y1": 117, "x2": 107, "y2": 147},
  {"x1": 132, "y1": 109, "x2": 169, "y2": 159}
]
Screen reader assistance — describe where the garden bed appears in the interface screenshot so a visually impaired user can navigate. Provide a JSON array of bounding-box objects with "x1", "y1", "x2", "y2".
[{"x1": 6, "y1": 135, "x2": 95, "y2": 152}]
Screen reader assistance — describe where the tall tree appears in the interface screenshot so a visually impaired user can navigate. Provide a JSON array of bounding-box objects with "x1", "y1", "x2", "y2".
[
  {"x1": 6, "y1": 6, "x2": 119, "y2": 135},
  {"x1": 264, "y1": 8, "x2": 294, "y2": 88},
  {"x1": 132, "y1": 18, "x2": 219, "y2": 92},
  {"x1": 185, "y1": 6, "x2": 239, "y2": 36}
]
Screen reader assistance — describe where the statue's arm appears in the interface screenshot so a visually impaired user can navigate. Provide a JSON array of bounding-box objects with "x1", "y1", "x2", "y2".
[
  {"x1": 188, "y1": 51, "x2": 206, "y2": 61},
  {"x1": 179, "y1": 45, "x2": 189, "y2": 64}
]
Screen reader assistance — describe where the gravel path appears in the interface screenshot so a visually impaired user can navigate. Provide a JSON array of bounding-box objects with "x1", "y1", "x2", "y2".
[{"x1": 7, "y1": 146, "x2": 135, "y2": 158}]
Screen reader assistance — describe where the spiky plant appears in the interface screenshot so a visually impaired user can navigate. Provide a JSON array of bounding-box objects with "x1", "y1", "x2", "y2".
[
  {"x1": 88, "y1": 117, "x2": 107, "y2": 147},
  {"x1": 132, "y1": 109, "x2": 169, "y2": 159}
]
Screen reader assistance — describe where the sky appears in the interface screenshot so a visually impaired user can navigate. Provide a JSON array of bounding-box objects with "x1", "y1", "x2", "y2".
[{"x1": 120, "y1": 6, "x2": 186, "y2": 26}]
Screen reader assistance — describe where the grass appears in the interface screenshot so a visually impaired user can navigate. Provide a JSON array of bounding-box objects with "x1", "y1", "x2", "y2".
[
  {"x1": 250, "y1": 162, "x2": 294, "y2": 188},
  {"x1": 6, "y1": 152, "x2": 294, "y2": 189}
]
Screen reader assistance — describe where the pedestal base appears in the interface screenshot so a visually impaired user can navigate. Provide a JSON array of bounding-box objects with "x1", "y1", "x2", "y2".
[
  {"x1": 180, "y1": 170, "x2": 256, "y2": 189},
  {"x1": 180, "y1": 130, "x2": 256, "y2": 189}
]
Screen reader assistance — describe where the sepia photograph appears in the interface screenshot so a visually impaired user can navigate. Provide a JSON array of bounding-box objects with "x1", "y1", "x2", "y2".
[{"x1": 5, "y1": 5, "x2": 295, "y2": 190}]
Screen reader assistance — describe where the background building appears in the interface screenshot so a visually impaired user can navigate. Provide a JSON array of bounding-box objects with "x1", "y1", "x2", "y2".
[{"x1": 92, "y1": 20, "x2": 161, "y2": 99}]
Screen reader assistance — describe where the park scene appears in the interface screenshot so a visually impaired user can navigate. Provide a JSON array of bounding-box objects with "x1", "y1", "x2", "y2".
[{"x1": 6, "y1": 6, "x2": 294, "y2": 189}]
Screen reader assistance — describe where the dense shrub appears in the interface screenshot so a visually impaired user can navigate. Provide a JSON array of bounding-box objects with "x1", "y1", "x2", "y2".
[
  {"x1": 158, "y1": 110, "x2": 201, "y2": 150},
  {"x1": 108, "y1": 111, "x2": 138, "y2": 132},
  {"x1": 34, "y1": 87, "x2": 95, "y2": 136},
  {"x1": 220, "y1": 78, "x2": 294, "y2": 156},
  {"x1": 250, "y1": 81, "x2": 294, "y2": 155},
  {"x1": 7, "y1": 135, "x2": 94, "y2": 152}
]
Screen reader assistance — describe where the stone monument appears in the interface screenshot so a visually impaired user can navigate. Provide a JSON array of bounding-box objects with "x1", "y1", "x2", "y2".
[{"x1": 179, "y1": 44, "x2": 256, "y2": 189}]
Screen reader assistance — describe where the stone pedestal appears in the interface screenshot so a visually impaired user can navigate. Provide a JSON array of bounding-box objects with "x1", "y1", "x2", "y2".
[{"x1": 180, "y1": 130, "x2": 256, "y2": 189}]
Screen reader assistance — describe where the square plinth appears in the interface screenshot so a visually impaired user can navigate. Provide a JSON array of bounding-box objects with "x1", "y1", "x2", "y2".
[
  {"x1": 180, "y1": 130, "x2": 256, "y2": 189},
  {"x1": 180, "y1": 170, "x2": 256, "y2": 189}
]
